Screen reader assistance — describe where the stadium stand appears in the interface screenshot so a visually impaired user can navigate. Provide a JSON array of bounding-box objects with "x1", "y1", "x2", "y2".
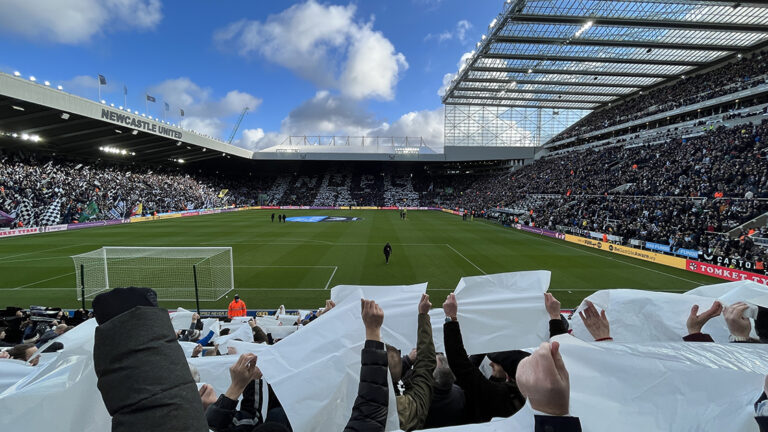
[{"x1": 550, "y1": 50, "x2": 768, "y2": 143}]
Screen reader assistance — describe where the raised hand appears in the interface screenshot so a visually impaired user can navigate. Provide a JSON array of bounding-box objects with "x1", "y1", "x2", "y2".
[
  {"x1": 578, "y1": 300, "x2": 611, "y2": 341},
  {"x1": 545, "y1": 293, "x2": 561, "y2": 320},
  {"x1": 225, "y1": 353, "x2": 261, "y2": 400},
  {"x1": 442, "y1": 293, "x2": 458, "y2": 320},
  {"x1": 723, "y1": 302, "x2": 752, "y2": 338},
  {"x1": 361, "y1": 299, "x2": 384, "y2": 341},
  {"x1": 686, "y1": 301, "x2": 722, "y2": 335},
  {"x1": 516, "y1": 341, "x2": 570, "y2": 416},
  {"x1": 199, "y1": 384, "x2": 217, "y2": 411},
  {"x1": 418, "y1": 294, "x2": 432, "y2": 314}
]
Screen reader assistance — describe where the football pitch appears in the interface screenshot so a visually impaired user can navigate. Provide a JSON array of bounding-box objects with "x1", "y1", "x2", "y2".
[{"x1": 0, "y1": 210, "x2": 720, "y2": 309}]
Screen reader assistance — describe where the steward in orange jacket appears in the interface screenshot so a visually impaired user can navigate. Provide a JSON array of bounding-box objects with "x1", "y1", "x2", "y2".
[{"x1": 227, "y1": 294, "x2": 247, "y2": 319}]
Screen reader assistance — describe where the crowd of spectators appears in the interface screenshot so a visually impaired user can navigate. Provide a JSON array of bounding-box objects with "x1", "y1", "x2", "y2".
[
  {"x1": 551, "y1": 50, "x2": 768, "y2": 142},
  {"x1": 0, "y1": 149, "x2": 265, "y2": 227},
  {"x1": 3, "y1": 286, "x2": 767, "y2": 431},
  {"x1": 445, "y1": 119, "x2": 768, "y2": 264}
]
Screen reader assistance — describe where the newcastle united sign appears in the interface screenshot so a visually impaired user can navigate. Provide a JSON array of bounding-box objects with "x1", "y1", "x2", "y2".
[{"x1": 101, "y1": 109, "x2": 182, "y2": 139}]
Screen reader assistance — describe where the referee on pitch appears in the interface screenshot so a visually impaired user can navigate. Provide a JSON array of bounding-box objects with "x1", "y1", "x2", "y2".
[{"x1": 383, "y1": 242, "x2": 392, "y2": 264}]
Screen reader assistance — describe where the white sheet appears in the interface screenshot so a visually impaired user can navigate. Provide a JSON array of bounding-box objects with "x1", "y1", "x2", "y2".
[
  {"x1": 452, "y1": 271, "x2": 551, "y2": 354},
  {"x1": 258, "y1": 283, "x2": 427, "y2": 432}
]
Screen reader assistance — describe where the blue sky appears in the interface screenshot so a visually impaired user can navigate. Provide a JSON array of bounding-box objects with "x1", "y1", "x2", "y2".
[{"x1": 0, "y1": 0, "x2": 504, "y2": 150}]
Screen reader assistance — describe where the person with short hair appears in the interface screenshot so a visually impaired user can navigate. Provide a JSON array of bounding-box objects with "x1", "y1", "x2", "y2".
[{"x1": 7, "y1": 342, "x2": 38, "y2": 365}]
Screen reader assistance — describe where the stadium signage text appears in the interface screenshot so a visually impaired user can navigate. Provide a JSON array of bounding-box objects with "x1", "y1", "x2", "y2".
[
  {"x1": 686, "y1": 260, "x2": 768, "y2": 285},
  {"x1": 101, "y1": 109, "x2": 182, "y2": 139},
  {"x1": 563, "y1": 234, "x2": 688, "y2": 269}
]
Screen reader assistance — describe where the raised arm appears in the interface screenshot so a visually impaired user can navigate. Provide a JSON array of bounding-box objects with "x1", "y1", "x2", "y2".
[
  {"x1": 397, "y1": 294, "x2": 437, "y2": 431},
  {"x1": 344, "y1": 299, "x2": 389, "y2": 432}
]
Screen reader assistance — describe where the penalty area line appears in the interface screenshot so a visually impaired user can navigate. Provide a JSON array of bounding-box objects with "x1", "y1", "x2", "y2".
[
  {"x1": 10, "y1": 272, "x2": 75, "y2": 290},
  {"x1": 445, "y1": 244, "x2": 487, "y2": 275},
  {"x1": 324, "y1": 266, "x2": 339, "y2": 290}
]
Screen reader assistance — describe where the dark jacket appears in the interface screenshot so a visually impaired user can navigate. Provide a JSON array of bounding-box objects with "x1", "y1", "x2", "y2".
[
  {"x1": 93, "y1": 306, "x2": 208, "y2": 432},
  {"x1": 397, "y1": 312, "x2": 437, "y2": 431},
  {"x1": 344, "y1": 339, "x2": 389, "y2": 432},
  {"x1": 443, "y1": 320, "x2": 525, "y2": 423},
  {"x1": 534, "y1": 415, "x2": 582, "y2": 431},
  {"x1": 549, "y1": 318, "x2": 569, "y2": 338},
  {"x1": 423, "y1": 383, "x2": 465, "y2": 429},
  {"x1": 206, "y1": 379, "x2": 264, "y2": 432}
]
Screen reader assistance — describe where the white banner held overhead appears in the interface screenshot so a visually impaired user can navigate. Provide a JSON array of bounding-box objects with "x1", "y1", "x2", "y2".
[
  {"x1": 259, "y1": 283, "x2": 427, "y2": 432},
  {"x1": 453, "y1": 271, "x2": 551, "y2": 355}
]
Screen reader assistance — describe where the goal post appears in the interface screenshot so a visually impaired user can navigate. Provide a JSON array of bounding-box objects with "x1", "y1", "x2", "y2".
[{"x1": 72, "y1": 247, "x2": 234, "y2": 302}]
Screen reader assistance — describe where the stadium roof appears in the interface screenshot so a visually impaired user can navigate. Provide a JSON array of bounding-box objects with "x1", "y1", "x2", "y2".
[{"x1": 441, "y1": 0, "x2": 768, "y2": 111}]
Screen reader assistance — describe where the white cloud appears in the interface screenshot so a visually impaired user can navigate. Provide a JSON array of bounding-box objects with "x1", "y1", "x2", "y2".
[
  {"x1": 215, "y1": 0, "x2": 407, "y2": 100},
  {"x1": 438, "y1": 51, "x2": 474, "y2": 97},
  {"x1": 280, "y1": 90, "x2": 383, "y2": 136},
  {"x1": 438, "y1": 72, "x2": 455, "y2": 97},
  {"x1": 147, "y1": 77, "x2": 262, "y2": 140},
  {"x1": 425, "y1": 20, "x2": 473, "y2": 44},
  {"x1": 237, "y1": 129, "x2": 285, "y2": 151},
  {"x1": 370, "y1": 107, "x2": 445, "y2": 148},
  {"x1": 241, "y1": 90, "x2": 445, "y2": 151},
  {"x1": 63, "y1": 75, "x2": 101, "y2": 92},
  {"x1": 0, "y1": 0, "x2": 162, "y2": 44}
]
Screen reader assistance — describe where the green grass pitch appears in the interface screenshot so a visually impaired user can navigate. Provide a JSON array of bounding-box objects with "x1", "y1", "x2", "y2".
[{"x1": 0, "y1": 210, "x2": 721, "y2": 310}]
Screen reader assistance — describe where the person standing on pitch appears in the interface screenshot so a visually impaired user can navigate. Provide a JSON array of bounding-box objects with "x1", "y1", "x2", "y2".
[
  {"x1": 271, "y1": 213, "x2": 275, "y2": 222},
  {"x1": 383, "y1": 242, "x2": 392, "y2": 264}
]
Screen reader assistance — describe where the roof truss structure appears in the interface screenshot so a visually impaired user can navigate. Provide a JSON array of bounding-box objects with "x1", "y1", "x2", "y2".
[{"x1": 442, "y1": 0, "x2": 768, "y2": 110}]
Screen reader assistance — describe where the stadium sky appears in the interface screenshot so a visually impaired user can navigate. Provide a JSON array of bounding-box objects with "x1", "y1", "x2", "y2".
[{"x1": 0, "y1": 0, "x2": 503, "y2": 151}]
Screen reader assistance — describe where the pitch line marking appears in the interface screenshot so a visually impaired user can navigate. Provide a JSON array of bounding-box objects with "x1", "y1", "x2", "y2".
[
  {"x1": 445, "y1": 244, "x2": 487, "y2": 275},
  {"x1": 0, "y1": 243, "x2": 87, "y2": 261},
  {"x1": 324, "y1": 266, "x2": 339, "y2": 290},
  {"x1": 11, "y1": 272, "x2": 75, "y2": 290},
  {"x1": 473, "y1": 221, "x2": 704, "y2": 286}
]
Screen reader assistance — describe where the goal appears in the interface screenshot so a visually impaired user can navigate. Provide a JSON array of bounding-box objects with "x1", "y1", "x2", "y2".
[{"x1": 72, "y1": 247, "x2": 234, "y2": 302}]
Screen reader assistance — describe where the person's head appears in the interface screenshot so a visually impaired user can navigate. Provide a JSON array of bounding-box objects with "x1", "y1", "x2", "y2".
[
  {"x1": 53, "y1": 324, "x2": 70, "y2": 335},
  {"x1": 433, "y1": 353, "x2": 455, "y2": 390},
  {"x1": 386, "y1": 344, "x2": 402, "y2": 384},
  {"x1": 487, "y1": 350, "x2": 531, "y2": 382},
  {"x1": 0, "y1": 327, "x2": 6, "y2": 340},
  {"x1": 8, "y1": 343, "x2": 37, "y2": 363},
  {"x1": 234, "y1": 294, "x2": 240, "y2": 301},
  {"x1": 220, "y1": 328, "x2": 231, "y2": 336}
]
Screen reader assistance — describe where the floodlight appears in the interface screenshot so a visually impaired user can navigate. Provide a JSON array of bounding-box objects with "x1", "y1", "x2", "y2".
[
  {"x1": 13, "y1": 71, "x2": 21, "y2": 77},
  {"x1": 57, "y1": 85, "x2": 63, "y2": 90},
  {"x1": 29, "y1": 76, "x2": 36, "y2": 82},
  {"x1": 60, "y1": 113, "x2": 70, "y2": 120},
  {"x1": 44, "y1": 81, "x2": 50, "y2": 86}
]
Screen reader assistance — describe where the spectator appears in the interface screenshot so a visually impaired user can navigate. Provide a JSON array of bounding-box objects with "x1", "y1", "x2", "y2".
[
  {"x1": 391, "y1": 294, "x2": 436, "y2": 431},
  {"x1": 441, "y1": 292, "x2": 526, "y2": 423},
  {"x1": 344, "y1": 299, "x2": 388, "y2": 432}
]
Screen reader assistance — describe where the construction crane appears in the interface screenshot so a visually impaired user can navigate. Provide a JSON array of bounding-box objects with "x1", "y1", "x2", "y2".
[{"x1": 227, "y1": 107, "x2": 250, "y2": 144}]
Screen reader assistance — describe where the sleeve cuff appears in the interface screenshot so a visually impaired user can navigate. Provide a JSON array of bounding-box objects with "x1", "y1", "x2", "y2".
[{"x1": 215, "y1": 394, "x2": 238, "y2": 410}]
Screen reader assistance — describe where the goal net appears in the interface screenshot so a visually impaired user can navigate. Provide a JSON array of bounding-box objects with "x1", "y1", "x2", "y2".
[{"x1": 72, "y1": 247, "x2": 234, "y2": 301}]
